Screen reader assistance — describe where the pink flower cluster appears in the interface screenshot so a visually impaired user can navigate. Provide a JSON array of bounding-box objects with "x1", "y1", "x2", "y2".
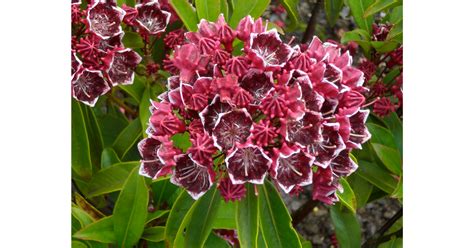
[
  {"x1": 71, "y1": 0, "x2": 173, "y2": 106},
  {"x1": 138, "y1": 15, "x2": 371, "y2": 203}
]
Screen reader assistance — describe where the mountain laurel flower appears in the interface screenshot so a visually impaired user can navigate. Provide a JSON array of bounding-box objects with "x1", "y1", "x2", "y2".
[
  {"x1": 87, "y1": 1, "x2": 125, "y2": 39},
  {"x1": 137, "y1": 15, "x2": 372, "y2": 202}
]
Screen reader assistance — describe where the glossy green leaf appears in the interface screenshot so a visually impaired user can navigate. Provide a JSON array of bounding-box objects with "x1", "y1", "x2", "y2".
[
  {"x1": 367, "y1": 123, "x2": 397, "y2": 149},
  {"x1": 382, "y1": 67, "x2": 401, "y2": 84},
  {"x1": 119, "y1": 75, "x2": 146, "y2": 103},
  {"x1": 330, "y1": 204, "x2": 361, "y2": 248},
  {"x1": 96, "y1": 108, "x2": 129, "y2": 147},
  {"x1": 214, "y1": 200, "x2": 237, "y2": 229},
  {"x1": 383, "y1": 112, "x2": 403, "y2": 154},
  {"x1": 236, "y1": 183, "x2": 259, "y2": 248},
  {"x1": 100, "y1": 147, "x2": 121, "y2": 169},
  {"x1": 371, "y1": 40, "x2": 399, "y2": 53},
  {"x1": 113, "y1": 167, "x2": 149, "y2": 247},
  {"x1": 341, "y1": 29, "x2": 372, "y2": 55},
  {"x1": 389, "y1": 5, "x2": 402, "y2": 24},
  {"x1": 143, "y1": 227, "x2": 166, "y2": 242},
  {"x1": 357, "y1": 160, "x2": 397, "y2": 193},
  {"x1": 364, "y1": 0, "x2": 401, "y2": 17},
  {"x1": 112, "y1": 118, "x2": 142, "y2": 159},
  {"x1": 258, "y1": 181, "x2": 301, "y2": 248},
  {"x1": 347, "y1": 173, "x2": 373, "y2": 207},
  {"x1": 372, "y1": 144, "x2": 402, "y2": 175},
  {"x1": 346, "y1": 0, "x2": 375, "y2": 34},
  {"x1": 204, "y1": 232, "x2": 231, "y2": 247},
  {"x1": 72, "y1": 207, "x2": 95, "y2": 227},
  {"x1": 220, "y1": 0, "x2": 229, "y2": 19},
  {"x1": 228, "y1": 0, "x2": 270, "y2": 28},
  {"x1": 170, "y1": 0, "x2": 199, "y2": 31},
  {"x1": 298, "y1": 234, "x2": 312, "y2": 248},
  {"x1": 139, "y1": 87, "x2": 151, "y2": 137},
  {"x1": 325, "y1": 0, "x2": 344, "y2": 27},
  {"x1": 387, "y1": 21, "x2": 402, "y2": 42},
  {"x1": 87, "y1": 162, "x2": 139, "y2": 197},
  {"x1": 257, "y1": 230, "x2": 267, "y2": 248},
  {"x1": 392, "y1": 174, "x2": 403, "y2": 199},
  {"x1": 147, "y1": 210, "x2": 169, "y2": 224},
  {"x1": 336, "y1": 178, "x2": 357, "y2": 213},
  {"x1": 73, "y1": 216, "x2": 116, "y2": 244},
  {"x1": 123, "y1": 31, "x2": 145, "y2": 49},
  {"x1": 280, "y1": 0, "x2": 300, "y2": 30},
  {"x1": 165, "y1": 190, "x2": 195, "y2": 246},
  {"x1": 72, "y1": 100, "x2": 93, "y2": 180},
  {"x1": 72, "y1": 241, "x2": 88, "y2": 248},
  {"x1": 151, "y1": 180, "x2": 179, "y2": 207},
  {"x1": 184, "y1": 185, "x2": 222, "y2": 248},
  {"x1": 82, "y1": 105, "x2": 104, "y2": 170},
  {"x1": 196, "y1": 0, "x2": 224, "y2": 22},
  {"x1": 379, "y1": 238, "x2": 403, "y2": 248},
  {"x1": 74, "y1": 192, "x2": 105, "y2": 220}
]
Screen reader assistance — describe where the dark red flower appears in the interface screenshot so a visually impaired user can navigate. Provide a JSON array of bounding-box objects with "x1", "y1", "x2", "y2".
[
  {"x1": 312, "y1": 167, "x2": 340, "y2": 205},
  {"x1": 248, "y1": 29, "x2": 293, "y2": 69},
  {"x1": 225, "y1": 142, "x2": 272, "y2": 184},
  {"x1": 87, "y1": 1, "x2": 125, "y2": 39},
  {"x1": 135, "y1": 0, "x2": 171, "y2": 35},
  {"x1": 188, "y1": 133, "x2": 217, "y2": 164},
  {"x1": 212, "y1": 109, "x2": 253, "y2": 151},
  {"x1": 105, "y1": 48, "x2": 142, "y2": 86},
  {"x1": 71, "y1": 67, "x2": 110, "y2": 106},
  {"x1": 171, "y1": 154, "x2": 214, "y2": 199},
  {"x1": 373, "y1": 97, "x2": 397, "y2": 117}
]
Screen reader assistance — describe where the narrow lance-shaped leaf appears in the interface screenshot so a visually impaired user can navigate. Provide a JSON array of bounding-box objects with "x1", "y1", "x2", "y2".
[
  {"x1": 364, "y1": 0, "x2": 401, "y2": 17},
  {"x1": 184, "y1": 185, "x2": 222, "y2": 248},
  {"x1": 280, "y1": 0, "x2": 301, "y2": 30},
  {"x1": 347, "y1": 173, "x2": 373, "y2": 207},
  {"x1": 325, "y1": 0, "x2": 344, "y2": 27},
  {"x1": 336, "y1": 178, "x2": 357, "y2": 213},
  {"x1": 139, "y1": 86, "x2": 151, "y2": 137},
  {"x1": 214, "y1": 200, "x2": 237, "y2": 229},
  {"x1": 113, "y1": 167, "x2": 149, "y2": 248},
  {"x1": 73, "y1": 216, "x2": 116, "y2": 244},
  {"x1": 330, "y1": 204, "x2": 361, "y2": 248},
  {"x1": 196, "y1": 0, "x2": 223, "y2": 22},
  {"x1": 346, "y1": 0, "x2": 375, "y2": 34},
  {"x1": 87, "y1": 161, "x2": 140, "y2": 197},
  {"x1": 372, "y1": 144, "x2": 402, "y2": 175},
  {"x1": 165, "y1": 190, "x2": 195, "y2": 246},
  {"x1": 72, "y1": 100, "x2": 93, "y2": 179},
  {"x1": 357, "y1": 160, "x2": 397, "y2": 193},
  {"x1": 142, "y1": 227, "x2": 166, "y2": 242},
  {"x1": 170, "y1": 0, "x2": 199, "y2": 31},
  {"x1": 258, "y1": 181, "x2": 301, "y2": 248},
  {"x1": 228, "y1": 0, "x2": 271, "y2": 28},
  {"x1": 82, "y1": 104, "x2": 104, "y2": 170},
  {"x1": 112, "y1": 118, "x2": 142, "y2": 160},
  {"x1": 100, "y1": 147, "x2": 121, "y2": 169},
  {"x1": 236, "y1": 183, "x2": 259, "y2": 248}
]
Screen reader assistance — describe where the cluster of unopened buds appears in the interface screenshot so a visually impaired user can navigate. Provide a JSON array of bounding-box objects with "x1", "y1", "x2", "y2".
[
  {"x1": 71, "y1": 0, "x2": 174, "y2": 106},
  {"x1": 137, "y1": 15, "x2": 372, "y2": 203}
]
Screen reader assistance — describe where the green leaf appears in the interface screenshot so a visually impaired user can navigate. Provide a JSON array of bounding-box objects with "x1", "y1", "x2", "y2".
[
  {"x1": 372, "y1": 144, "x2": 402, "y2": 175},
  {"x1": 383, "y1": 112, "x2": 403, "y2": 154},
  {"x1": 87, "y1": 162, "x2": 139, "y2": 197},
  {"x1": 347, "y1": 173, "x2": 373, "y2": 207},
  {"x1": 228, "y1": 0, "x2": 270, "y2": 28},
  {"x1": 74, "y1": 191, "x2": 105, "y2": 220},
  {"x1": 280, "y1": 0, "x2": 300, "y2": 30},
  {"x1": 236, "y1": 183, "x2": 259, "y2": 248},
  {"x1": 346, "y1": 0, "x2": 375, "y2": 34},
  {"x1": 370, "y1": 40, "x2": 399, "y2": 53},
  {"x1": 341, "y1": 29, "x2": 372, "y2": 55},
  {"x1": 119, "y1": 75, "x2": 146, "y2": 103},
  {"x1": 100, "y1": 147, "x2": 121, "y2": 169},
  {"x1": 113, "y1": 166, "x2": 149, "y2": 248},
  {"x1": 367, "y1": 123, "x2": 397, "y2": 149},
  {"x1": 330, "y1": 204, "x2": 361, "y2": 248},
  {"x1": 73, "y1": 217, "x2": 116, "y2": 244},
  {"x1": 117, "y1": 0, "x2": 136, "y2": 7},
  {"x1": 170, "y1": 0, "x2": 199, "y2": 31},
  {"x1": 325, "y1": 0, "x2": 344, "y2": 27},
  {"x1": 171, "y1": 132, "x2": 192, "y2": 152},
  {"x1": 147, "y1": 210, "x2": 169, "y2": 224},
  {"x1": 364, "y1": 0, "x2": 401, "y2": 17},
  {"x1": 184, "y1": 185, "x2": 222, "y2": 248},
  {"x1": 112, "y1": 118, "x2": 142, "y2": 159},
  {"x1": 139, "y1": 86, "x2": 152, "y2": 137},
  {"x1": 391, "y1": 174, "x2": 403, "y2": 199},
  {"x1": 123, "y1": 31, "x2": 145, "y2": 49},
  {"x1": 165, "y1": 190, "x2": 195, "y2": 246},
  {"x1": 220, "y1": 0, "x2": 229, "y2": 20},
  {"x1": 151, "y1": 180, "x2": 179, "y2": 207},
  {"x1": 357, "y1": 160, "x2": 397, "y2": 193},
  {"x1": 258, "y1": 181, "x2": 301, "y2": 248},
  {"x1": 379, "y1": 238, "x2": 403, "y2": 248},
  {"x1": 72, "y1": 207, "x2": 95, "y2": 227},
  {"x1": 72, "y1": 100, "x2": 93, "y2": 180},
  {"x1": 72, "y1": 241, "x2": 88, "y2": 248},
  {"x1": 387, "y1": 21, "x2": 402, "y2": 42},
  {"x1": 382, "y1": 67, "x2": 401, "y2": 85},
  {"x1": 336, "y1": 178, "x2": 357, "y2": 213},
  {"x1": 214, "y1": 200, "x2": 237, "y2": 229},
  {"x1": 142, "y1": 227, "x2": 166, "y2": 242},
  {"x1": 96, "y1": 108, "x2": 129, "y2": 147},
  {"x1": 196, "y1": 0, "x2": 224, "y2": 22},
  {"x1": 81, "y1": 105, "x2": 104, "y2": 170},
  {"x1": 204, "y1": 232, "x2": 231, "y2": 247},
  {"x1": 388, "y1": 5, "x2": 402, "y2": 24}
]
